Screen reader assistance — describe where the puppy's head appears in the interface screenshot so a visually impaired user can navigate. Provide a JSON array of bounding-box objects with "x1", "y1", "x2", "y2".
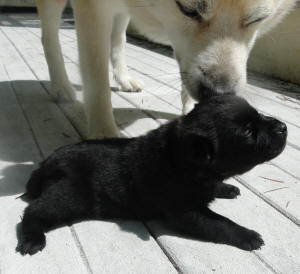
[{"x1": 176, "y1": 94, "x2": 287, "y2": 178}]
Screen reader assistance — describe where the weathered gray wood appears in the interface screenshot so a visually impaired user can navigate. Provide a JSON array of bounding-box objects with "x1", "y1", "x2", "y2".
[
  {"x1": 125, "y1": 42, "x2": 300, "y2": 138},
  {"x1": 15, "y1": 19, "x2": 163, "y2": 137},
  {"x1": 126, "y1": 41, "x2": 300, "y2": 110},
  {"x1": 38, "y1": 27, "x2": 300, "y2": 273},
  {"x1": 125, "y1": 45, "x2": 300, "y2": 121},
  {"x1": 24, "y1": 14, "x2": 300, "y2": 223},
  {"x1": 74, "y1": 220, "x2": 177, "y2": 274},
  {"x1": 0, "y1": 54, "x2": 89, "y2": 274},
  {"x1": 0, "y1": 16, "x2": 178, "y2": 273},
  {"x1": 272, "y1": 145, "x2": 300, "y2": 179},
  {"x1": 148, "y1": 179, "x2": 300, "y2": 274},
  {"x1": 2, "y1": 13, "x2": 300, "y2": 274},
  {"x1": 27, "y1": 15, "x2": 300, "y2": 144},
  {"x1": 125, "y1": 45, "x2": 300, "y2": 151},
  {"x1": 239, "y1": 163, "x2": 300, "y2": 225},
  {"x1": 0, "y1": 65, "x2": 41, "y2": 196}
]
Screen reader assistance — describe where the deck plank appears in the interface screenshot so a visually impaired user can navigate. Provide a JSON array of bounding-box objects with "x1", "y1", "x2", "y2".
[
  {"x1": 239, "y1": 164, "x2": 300, "y2": 224},
  {"x1": 73, "y1": 220, "x2": 177, "y2": 274},
  {"x1": 0, "y1": 50, "x2": 89, "y2": 274},
  {"x1": 0, "y1": 16, "x2": 177, "y2": 274},
  {"x1": 148, "y1": 179, "x2": 300, "y2": 274},
  {"x1": 1, "y1": 13, "x2": 300, "y2": 274},
  {"x1": 22, "y1": 21, "x2": 300, "y2": 273},
  {"x1": 24, "y1": 16, "x2": 300, "y2": 145},
  {"x1": 123, "y1": 45, "x2": 300, "y2": 149},
  {"x1": 15, "y1": 8, "x2": 300, "y2": 226}
]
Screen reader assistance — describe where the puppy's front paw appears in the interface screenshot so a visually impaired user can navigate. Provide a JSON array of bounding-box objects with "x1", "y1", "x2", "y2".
[
  {"x1": 235, "y1": 228, "x2": 264, "y2": 251},
  {"x1": 224, "y1": 185, "x2": 240, "y2": 199},
  {"x1": 215, "y1": 183, "x2": 240, "y2": 199},
  {"x1": 16, "y1": 233, "x2": 46, "y2": 255}
]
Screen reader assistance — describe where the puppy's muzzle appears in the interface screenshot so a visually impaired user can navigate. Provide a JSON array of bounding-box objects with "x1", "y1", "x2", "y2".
[
  {"x1": 274, "y1": 121, "x2": 287, "y2": 135},
  {"x1": 266, "y1": 117, "x2": 287, "y2": 158},
  {"x1": 267, "y1": 117, "x2": 287, "y2": 137}
]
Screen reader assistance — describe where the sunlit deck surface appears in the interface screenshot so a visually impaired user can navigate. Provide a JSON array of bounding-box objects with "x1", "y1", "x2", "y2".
[{"x1": 0, "y1": 12, "x2": 299, "y2": 274}]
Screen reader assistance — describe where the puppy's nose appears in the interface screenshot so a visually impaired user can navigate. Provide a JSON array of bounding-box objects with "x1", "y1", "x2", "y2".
[{"x1": 275, "y1": 122, "x2": 287, "y2": 134}]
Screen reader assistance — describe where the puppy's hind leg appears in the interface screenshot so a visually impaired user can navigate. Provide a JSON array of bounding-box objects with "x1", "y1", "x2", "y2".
[
  {"x1": 36, "y1": 0, "x2": 75, "y2": 102},
  {"x1": 214, "y1": 182, "x2": 241, "y2": 199},
  {"x1": 17, "y1": 182, "x2": 90, "y2": 255},
  {"x1": 111, "y1": 14, "x2": 144, "y2": 92}
]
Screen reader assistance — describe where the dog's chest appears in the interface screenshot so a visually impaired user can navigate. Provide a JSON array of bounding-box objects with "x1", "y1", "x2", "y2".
[
  {"x1": 178, "y1": 184, "x2": 216, "y2": 208},
  {"x1": 147, "y1": 178, "x2": 216, "y2": 211}
]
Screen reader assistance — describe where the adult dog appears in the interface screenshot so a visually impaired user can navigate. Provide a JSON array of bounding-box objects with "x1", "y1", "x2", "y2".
[
  {"x1": 36, "y1": 0, "x2": 295, "y2": 138},
  {"x1": 16, "y1": 95, "x2": 287, "y2": 255}
]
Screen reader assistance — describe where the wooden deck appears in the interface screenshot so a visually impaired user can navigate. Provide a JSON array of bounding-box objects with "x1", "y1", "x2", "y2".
[{"x1": 0, "y1": 13, "x2": 299, "y2": 274}]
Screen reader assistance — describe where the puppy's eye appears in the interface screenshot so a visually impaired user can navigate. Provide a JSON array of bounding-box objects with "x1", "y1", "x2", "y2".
[
  {"x1": 244, "y1": 125, "x2": 254, "y2": 137},
  {"x1": 176, "y1": 1, "x2": 202, "y2": 21}
]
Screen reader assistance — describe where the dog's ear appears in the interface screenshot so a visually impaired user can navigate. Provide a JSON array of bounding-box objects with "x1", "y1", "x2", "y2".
[{"x1": 181, "y1": 134, "x2": 214, "y2": 165}]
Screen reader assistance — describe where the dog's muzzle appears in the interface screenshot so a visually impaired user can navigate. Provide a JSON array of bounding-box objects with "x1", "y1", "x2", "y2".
[
  {"x1": 196, "y1": 81, "x2": 235, "y2": 100},
  {"x1": 265, "y1": 117, "x2": 287, "y2": 158},
  {"x1": 274, "y1": 121, "x2": 287, "y2": 135}
]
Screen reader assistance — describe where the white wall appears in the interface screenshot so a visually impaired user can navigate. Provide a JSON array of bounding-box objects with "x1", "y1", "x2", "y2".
[
  {"x1": 248, "y1": 2, "x2": 300, "y2": 84},
  {"x1": 0, "y1": 0, "x2": 35, "y2": 6}
]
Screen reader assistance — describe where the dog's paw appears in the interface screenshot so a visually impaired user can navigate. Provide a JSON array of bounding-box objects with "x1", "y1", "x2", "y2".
[
  {"x1": 50, "y1": 83, "x2": 76, "y2": 102},
  {"x1": 16, "y1": 233, "x2": 46, "y2": 256},
  {"x1": 224, "y1": 185, "x2": 241, "y2": 199},
  {"x1": 215, "y1": 183, "x2": 241, "y2": 199},
  {"x1": 235, "y1": 228, "x2": 264, "y2": 251},
  {"x1": 116, "y1": 76, "x2": 144, "y2": 92},
  {"x1": 87, "y1": 125, "x2": 120, "y2": 139}
]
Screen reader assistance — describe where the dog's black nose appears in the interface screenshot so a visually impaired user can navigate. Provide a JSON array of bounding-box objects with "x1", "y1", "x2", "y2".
[{"x1": 275, "y1": 122, "x2": 287, "y2": 134}]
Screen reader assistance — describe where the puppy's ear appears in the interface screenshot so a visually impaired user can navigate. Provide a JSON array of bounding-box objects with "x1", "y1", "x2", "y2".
[{"x1": 182, "y1": 134, "x2": 214, "y2": 165}]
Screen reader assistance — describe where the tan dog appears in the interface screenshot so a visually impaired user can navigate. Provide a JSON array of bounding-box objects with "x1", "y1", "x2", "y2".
[{"x1": 36, "y1": 0, "x2": 296, "y2": 138}]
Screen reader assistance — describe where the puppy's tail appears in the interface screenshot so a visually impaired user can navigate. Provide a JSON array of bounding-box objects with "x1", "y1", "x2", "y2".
[{"x1": 23, "y1": 169, "x2": 44, "y2": 200}]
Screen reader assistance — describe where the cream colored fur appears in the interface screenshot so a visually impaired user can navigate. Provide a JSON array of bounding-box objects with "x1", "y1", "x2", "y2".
[{"x1": 36, "y1": 0, "x2": 296, "y2": 138}]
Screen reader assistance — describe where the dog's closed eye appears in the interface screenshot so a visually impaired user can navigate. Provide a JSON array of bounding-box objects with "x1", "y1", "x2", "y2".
[{"x1": 176, "y1": 1, "x2": 202, "y2": 21}]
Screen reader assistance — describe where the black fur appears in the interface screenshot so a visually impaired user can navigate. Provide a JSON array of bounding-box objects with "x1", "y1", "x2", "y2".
[{"x1": 16, "y1": 94, "x2": 287, "y2": 255}]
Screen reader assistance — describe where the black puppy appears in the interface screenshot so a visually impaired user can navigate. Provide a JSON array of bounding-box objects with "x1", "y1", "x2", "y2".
[{"x1": 17, "y1": 95, "x2": 287, "y2": 255}]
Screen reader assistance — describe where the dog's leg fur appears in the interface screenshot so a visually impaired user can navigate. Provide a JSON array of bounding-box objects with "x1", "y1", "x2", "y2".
[
  {"x1": 72, "y1": 0, "x2": 119, "y2": 138},
  {"x1": 166, "y1": 208, "x2": 264, "y2": 251},
  {"x1": 214, "y1": 182, "x2": 241, "y2": 199},
  {"x1": 111, "y1": 13, "x2": 144, "y2": 92},
  {"x1": 36, "y1": 0, "x2": 75, "y2": 102}
]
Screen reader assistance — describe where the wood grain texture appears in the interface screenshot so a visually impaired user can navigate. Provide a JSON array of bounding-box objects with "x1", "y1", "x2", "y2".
[
  {"x1": 1, "y1": 13, "x2": 299, "y2": 274},
  {"x1": 0, "y1": 15, "x2": 177, "y2": 273}
]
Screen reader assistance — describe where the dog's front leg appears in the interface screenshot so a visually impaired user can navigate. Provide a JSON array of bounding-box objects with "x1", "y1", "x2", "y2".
[
  {"x1": 166, "y1": 208, "x2": 264, "y2": 251},
  {"x1": 72, "y1": 0, "x2": 119, "y2": 138},
  {"x1": 36, "y1": 0, "x2": 75, "y2": 102},
  {"x1": 181, "y1": 85, "x2": 196, "y2": 114},
  {"x1": 111, "y1": 13, "x2": 144, "y2": 92}
]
